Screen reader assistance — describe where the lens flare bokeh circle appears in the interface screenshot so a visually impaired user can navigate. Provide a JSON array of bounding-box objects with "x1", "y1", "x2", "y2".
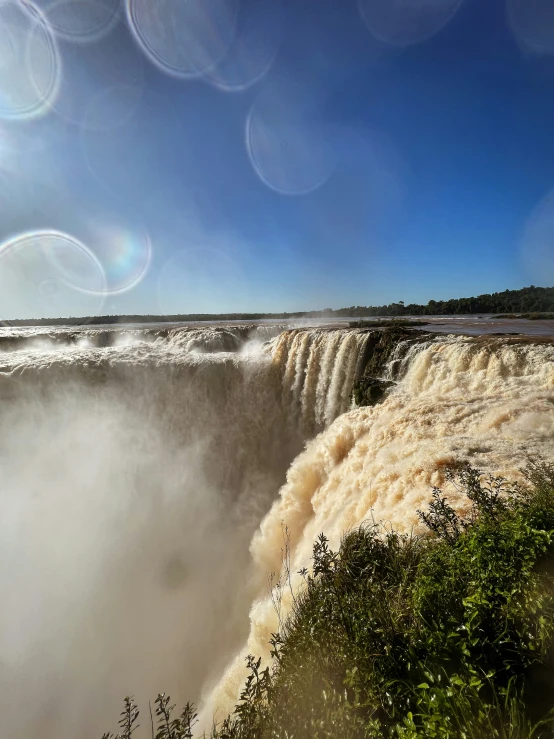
[
  {"x1": 0, "y1": 0, "x2": 61, "y2": 120},
  {"x1": 358, "y1": 0, "x2": 464, "y2": 47},
  {"x1": 204, "y1": 0, "x2": 282, "y2": 92},
  {"x1": 125, "y1": 0, "x2": 239, "y2": 79},
  {"x1": 34, "y1": 0, "x2": 120, "y2": 45},
  {"x1": 246, "y1": 78, "x2": 337, "y2": 196},
  {"x1": 50, "y1": 25, "x2": 144, "y2": 129},
  {"x1": 0, "y1": 230, "x2": 107, "y2": 319},
  {"x1": 521, "y1": 190, "x2": 554, "y2": 285},
  {"x1": 82, "y1": 221, "x2": 153, "y2": 296},
  {"x1": 506, "y1": 0, "x2": 554, "y2": 55}
]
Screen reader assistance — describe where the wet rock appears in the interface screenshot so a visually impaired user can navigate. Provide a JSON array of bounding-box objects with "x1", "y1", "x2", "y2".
[{"x1": 352, "y1": 376, "x2": 395, "y2": 407}]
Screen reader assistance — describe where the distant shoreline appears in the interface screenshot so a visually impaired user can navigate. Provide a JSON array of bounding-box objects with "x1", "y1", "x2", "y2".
[
  {"x1": 2, "y1": 285, "x2": 554, "y2": 327},
  {"x1": 2, "y1": 313, "x2": 554, "y2": 329}
]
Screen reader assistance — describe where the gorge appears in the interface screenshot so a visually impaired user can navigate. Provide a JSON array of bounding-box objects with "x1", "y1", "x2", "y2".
[{"x1": 0, "y1": 322, "x2": 553, "y2": 737}]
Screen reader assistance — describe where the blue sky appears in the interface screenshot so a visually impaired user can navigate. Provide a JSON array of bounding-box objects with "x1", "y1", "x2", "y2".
[{"x1": 1, "y1": 0, "x2": 554, "y2": 318}]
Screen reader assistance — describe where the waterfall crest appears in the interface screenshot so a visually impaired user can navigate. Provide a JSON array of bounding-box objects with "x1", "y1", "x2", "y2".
[
  {"x1": 0, "y1": 324, "x2": 371, "y2": 739},
  {"x1": 268, "y1": 328, "x2": 370, "y2": 433},
  {"x1": 210, "y1": 334, "x2": 554, "y2": 715},
  {"x1": 1, "y1": 325, "x2": 553, "y2": 736}
]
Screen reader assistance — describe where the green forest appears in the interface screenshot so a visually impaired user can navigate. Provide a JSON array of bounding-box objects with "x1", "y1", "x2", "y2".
[
  {"x1": 330, "y1": 285, "x2": 554, "y2": 318},
  {"x1": 3, "y1": 285, "x2": 554, "y2": 327}
]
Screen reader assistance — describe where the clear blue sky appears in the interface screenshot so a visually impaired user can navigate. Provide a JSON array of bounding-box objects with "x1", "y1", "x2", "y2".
[{"x1": 1, "y1": 0, "x2": 554, "y2": 318}]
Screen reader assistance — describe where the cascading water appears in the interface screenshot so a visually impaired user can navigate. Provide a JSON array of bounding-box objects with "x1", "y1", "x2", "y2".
[
  {"x1": 0, "y1": 324, "x2": 553, "y2": 737},
  {"x1": 209, "y1": 333, "x2": 554, "y2": 716},
  {"x1": 0, "y1": 323, "x2": 369, "y2": 739},
  {"x1": 270, "y1": 328, "x2": 370, "y2": 435}
]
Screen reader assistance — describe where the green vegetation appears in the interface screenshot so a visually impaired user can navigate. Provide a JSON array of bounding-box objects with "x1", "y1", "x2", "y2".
[
  {"x1": 105, "y1": 461, "x2": 554, "y2": 738},
  {"x1": 102, "y1": 694, "x2": 197, "y2": 739},
  {"x1": 4, "y1": 285, "x2": 554, "y2": 327},
  {"x1": 334, "y1": 286, "x2": 554, "y2": 318}
]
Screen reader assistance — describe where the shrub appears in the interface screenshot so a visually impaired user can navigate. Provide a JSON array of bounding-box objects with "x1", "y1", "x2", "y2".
[{"x1": 104, "y1": 461, "x2": 554, "y2": 739}]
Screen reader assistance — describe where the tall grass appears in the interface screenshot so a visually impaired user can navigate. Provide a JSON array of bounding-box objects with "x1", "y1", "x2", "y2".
[{"x1": 104, "y1": 460, "x2": 554, "y2": 738}]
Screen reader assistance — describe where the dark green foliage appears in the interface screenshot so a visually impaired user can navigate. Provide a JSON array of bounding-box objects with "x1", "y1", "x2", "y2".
[
  {"x1": 103, "y1": 694, "x2": 196, "y2": 739},
  {"x1": 417, "y1": 488, "x2": 464, "y2": 543},
  {"x1": 153, "y1": 693, "x2": 197, "y2": 739},
  {"x1": 6, "y1": 285, "x2": 554, "y2": 326},
  {"x1": 105, "y1": 461, "x2": 554, "y2": 739},
  {"x1": 416, "y1": 464, "x2": 509, "y2": 540},
  {"x1": 102, "y1": 696, "x2": 140, "y2": 739}
]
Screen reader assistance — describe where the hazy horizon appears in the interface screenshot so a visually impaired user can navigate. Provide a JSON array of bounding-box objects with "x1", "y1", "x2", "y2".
[{"x1": 0, "y1": 283, "x2": 552, "y2": 325}]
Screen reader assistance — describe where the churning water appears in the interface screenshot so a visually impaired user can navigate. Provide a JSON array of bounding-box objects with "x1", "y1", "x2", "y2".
[{"x1": 0, "y1": 324, "x2": 553, "y2": 737}]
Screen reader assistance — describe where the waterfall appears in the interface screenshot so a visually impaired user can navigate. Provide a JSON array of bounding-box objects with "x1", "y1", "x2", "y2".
[
  {"x1": 0, "y1": 323, "x2": 370, "y2": 739},
  {"x1": 268, "y1": 328, "x2": 370, "y2": 434},
  {"x1": 210, "y1": 334, "x2": 554, "y2": 716},
  {"x1": 0, "y1": 324, "x2": 553, "y2": 736}
]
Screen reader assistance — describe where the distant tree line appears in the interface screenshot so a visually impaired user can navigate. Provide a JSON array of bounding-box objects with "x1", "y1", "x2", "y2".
[
  {"x1": 331, "y1": 285, "x2": 554, "y2": 317},
  {"x1": 2, "y1": 285, "x2": 554, "y2": 326}
]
